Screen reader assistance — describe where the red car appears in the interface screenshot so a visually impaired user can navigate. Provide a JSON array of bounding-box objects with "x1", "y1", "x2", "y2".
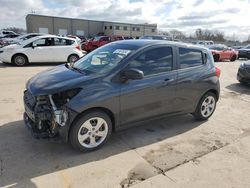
[
  {"x1": 82, "y1": 35, "x2": 124, "y2": 52},
  {"x1": 209, "y1": 45, "x2": 238, "y2": 62}
]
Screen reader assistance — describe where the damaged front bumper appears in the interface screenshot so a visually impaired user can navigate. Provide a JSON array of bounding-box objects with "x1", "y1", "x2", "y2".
[{"x1": 23, "y1": 90, "x2": 78, "y2": 142}]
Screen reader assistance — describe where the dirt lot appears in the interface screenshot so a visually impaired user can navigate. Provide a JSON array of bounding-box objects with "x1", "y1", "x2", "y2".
[{"x1": 0, "y1": 60, "x2": 250, "y2": 188}]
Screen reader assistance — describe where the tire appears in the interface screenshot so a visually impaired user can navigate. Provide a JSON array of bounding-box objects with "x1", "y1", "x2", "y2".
[
  {"x1": 12, "y1": 54, "x2": 28, "y2": 66},
  {"x1": 230, "y1": 55, "x2": 236, "y2": 62},
  {"x1": 69, "y1": 111, "x2": 112, "y2": 152},
  {"x1": 213, "y1": 54, "x2": 220, "y2": 62},
  {"x1": 192, "y1": 92, "x2": 217, "y2": 121},
  {"x1": 67, "y1": 54, "x2": 79, "y2": 63},
  {"x1": 239, "y1": 80, "x2": 248, "y2": 85}
]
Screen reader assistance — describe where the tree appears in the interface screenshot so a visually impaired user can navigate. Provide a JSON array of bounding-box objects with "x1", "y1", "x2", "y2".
[
  {"x1": 169, "y1": 29, "x2": 186, "y2": 40},
  {"x1": 194, "y1": 28, "x2": 225, "y2": 42}
]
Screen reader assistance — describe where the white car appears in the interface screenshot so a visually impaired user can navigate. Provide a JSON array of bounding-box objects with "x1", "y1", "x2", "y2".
[
  {"x1": 0, "y1": 30, "x2": 17, "y2": 37},
  {"x1": 2, "y1": 33, "x2": 44, "y2": 45},
  {"x1": 0, "y1": 35, "x2": 85, "y2": 66}
]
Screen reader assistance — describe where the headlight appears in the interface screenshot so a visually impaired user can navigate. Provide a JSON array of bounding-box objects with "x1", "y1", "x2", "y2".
[{"x1": 52, "y1": 88, "x2": 81, "y2": 107}]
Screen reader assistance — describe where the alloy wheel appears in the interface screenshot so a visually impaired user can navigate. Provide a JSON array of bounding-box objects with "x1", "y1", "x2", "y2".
[
  {"x1": 201, "y1": 96, "x2": 216, "y2": 118},
  {"x1": 77, "y1": 117, "x2": 108, "y2": 148}
]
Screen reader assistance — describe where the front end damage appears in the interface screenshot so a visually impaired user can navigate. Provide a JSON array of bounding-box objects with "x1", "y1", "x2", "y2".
[{"x1": 23, "y1": 89, "x2": 80, "y2": 142}]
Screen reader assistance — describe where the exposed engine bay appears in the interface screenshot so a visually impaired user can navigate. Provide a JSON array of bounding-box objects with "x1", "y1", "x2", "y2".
[{"x1": 23, "y1": 88, "x2": 80, "y2": 139}]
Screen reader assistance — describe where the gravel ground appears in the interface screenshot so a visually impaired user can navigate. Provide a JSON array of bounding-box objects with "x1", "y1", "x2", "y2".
[{"x1": 0, "y1": 60, "x2": 249, "y2": 188}]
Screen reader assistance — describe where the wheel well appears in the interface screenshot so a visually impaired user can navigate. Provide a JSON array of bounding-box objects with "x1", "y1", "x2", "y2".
[
  {"x1": 68, "y1": 54, "x2": 79, "y2": 59},
  {"x1": 11, "y1": 53, "x2": 29, "y2": 63},
  {"x1": 71, "y1": 107, "x2": 116, "y2": 132},
  {"x1": 213, "y1": 54, "x2": 220, "y2": 61},
  {"x1": 206, "y1": 89, "x2": 219, "y2": 101}
]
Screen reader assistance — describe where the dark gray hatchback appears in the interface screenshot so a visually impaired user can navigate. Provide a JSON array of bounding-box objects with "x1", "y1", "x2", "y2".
[{"x1": 23, "y1": 40, "x2": 220, "y2": 151}]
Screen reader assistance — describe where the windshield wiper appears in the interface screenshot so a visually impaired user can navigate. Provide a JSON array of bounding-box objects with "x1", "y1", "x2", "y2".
[{"x1": 68, "y1": 64, "x2": 85, "y2": 74}]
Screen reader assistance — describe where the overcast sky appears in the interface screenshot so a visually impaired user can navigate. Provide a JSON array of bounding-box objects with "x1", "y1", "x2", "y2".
[{"x1": 0, "y1": 0, "x2": 250, "y2": 40}]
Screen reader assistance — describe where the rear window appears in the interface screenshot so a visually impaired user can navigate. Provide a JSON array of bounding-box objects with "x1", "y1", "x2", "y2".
[{"x1": 179, "y1": 48, "x2": 203, "y2": 69}]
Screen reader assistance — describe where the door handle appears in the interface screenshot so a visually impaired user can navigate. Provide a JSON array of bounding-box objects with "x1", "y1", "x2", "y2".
[
  {"x1": 163, "y1": 78, "x2": 174, "y2": 83},
  {"x1": 157, "y1": 78, "x2": 174, "y2": 87}
]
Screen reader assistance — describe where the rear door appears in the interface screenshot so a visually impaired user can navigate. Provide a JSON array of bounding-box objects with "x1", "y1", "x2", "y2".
[
  {"x1": 175, "y1": 47, "x2": 208, "y2": 112},
  {"x1": 53, "y1": 37, "x2": 75, "y2": 62},
  {"x1": 119, "y1": 45, "x2": 177, "y2": 126}
]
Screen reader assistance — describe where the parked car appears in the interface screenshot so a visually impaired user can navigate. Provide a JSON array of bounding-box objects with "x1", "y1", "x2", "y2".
[
  {"x1": 237, "y1": 61, "x2": 250, "y2": 85},
  {"x1": 140, "y1": 35, "x2": 173, "y2": 41},
  {"x1": 0, "y1": 30, "x2": 18, "y2": 37},
  {"x1": 82, "y1": 35, "x2": 124, "y2": 52},
  {"x1": 231, "y1": 45, "x2": 244, "y2": 50},
  {"x1": 209, "y1": 45, "x2": 238, "y2": 62},
  {"x1": 237, "y1": 45, "x2": 250, "y2": 59},
  {"x1": 0, "y1": 35, "x2": 84, "y2": 66},
  {"x1": 23, "y1": 40, "x2": 220, "y2": 151},
  {"x1": 192, "y1": 40, "x2": 214, "y2": 46},
  {"x1": 123, "y1": 36, "x2": 134, "y2": 40},
  {"x1": 0, "y1": 33, "x2": 20, "y2": 47},
  {"x1": 0, "y1": 33, "x2": 44, "y2": 47}
]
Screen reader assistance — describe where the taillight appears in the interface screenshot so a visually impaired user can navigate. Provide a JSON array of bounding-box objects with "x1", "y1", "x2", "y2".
[
  {"x1": 75, "y1": 44, "x2": 81, "y2": 51},
  {"x1": 215, "y1": 67, "x2": 221, "y2": 78}
]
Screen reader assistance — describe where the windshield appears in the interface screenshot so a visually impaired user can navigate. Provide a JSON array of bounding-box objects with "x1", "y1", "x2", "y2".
[
  {"x1": 93, "y1": 36, "x2": 102, "y2": 41},
  {"x1": 73, "y1": 43, "x2": 139, "y2": 75},
  {"x1": 209, "y1": 46, "x2": 224, "y2": 51}
]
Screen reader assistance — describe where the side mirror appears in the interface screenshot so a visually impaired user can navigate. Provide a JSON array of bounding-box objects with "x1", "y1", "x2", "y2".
[
  {"x1": 32, "y1": 43, "x2": 37, "y2": 49},
  {"x1": 122, "y1": 68, "x2": 144, "y2": 81}
]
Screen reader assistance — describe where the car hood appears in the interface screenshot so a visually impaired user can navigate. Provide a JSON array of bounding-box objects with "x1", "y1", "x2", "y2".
[
  {"x1": 243, "y1": 61, "x2": 250, "y2": 67},
  {"x1": 26, "y1": 64, "x2": 100, "y2": 96},
  {"x1": 238, "y1": 48, "x2": 250, "y2": 52},
  {"x1": 2, "y1": 44, "x2": 21, "y2": 49}
]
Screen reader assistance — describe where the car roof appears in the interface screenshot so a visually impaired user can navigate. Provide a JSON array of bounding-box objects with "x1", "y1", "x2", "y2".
[
  {"x1": 113, "y1": 39, "x2": 208, "y2": 51},
  {"x1": 20, "y1": 35, "x2": 76, "y2": 46}
]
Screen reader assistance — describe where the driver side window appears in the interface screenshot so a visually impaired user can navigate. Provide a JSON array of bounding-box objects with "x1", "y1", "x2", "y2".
[
  {"x1": 128, "y1": 47, "x2": 173, "y2": 76},
  {"x1": 33, "y1": 38, "x2": 53, "y2": 47}
]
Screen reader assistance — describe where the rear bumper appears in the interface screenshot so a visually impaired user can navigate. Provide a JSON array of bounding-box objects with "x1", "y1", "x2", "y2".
[
  {"x1": 238, "y1": 51, "x2": 250, "y2": 59},
  {"x1": 237, "y1": 68, "x2": 250, "y2": 82}
]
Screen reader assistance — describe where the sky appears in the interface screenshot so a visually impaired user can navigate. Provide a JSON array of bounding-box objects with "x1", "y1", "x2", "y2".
[{"x1": 0, "y1": 0, "x2": 250, "y2": 41}]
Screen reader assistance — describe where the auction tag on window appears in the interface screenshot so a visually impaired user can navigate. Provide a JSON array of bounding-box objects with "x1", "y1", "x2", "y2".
[{"x1": 113, "y1": 49, "x2": 131, "y2": 56}]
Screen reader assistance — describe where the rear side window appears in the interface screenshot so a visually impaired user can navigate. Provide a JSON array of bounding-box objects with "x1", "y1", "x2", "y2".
[
  {"x1": 129, "y1": 47, "x2": 173, "y2": 76},
  {"x1": 54, "y1": 38, "x2": 74, "y2": 46},
  {"x1": 101, "y1": 37, "x2": 110, "y2": 41},
  {"x1": 179, "y1": 48, "x2": 203, "y2": 69}
]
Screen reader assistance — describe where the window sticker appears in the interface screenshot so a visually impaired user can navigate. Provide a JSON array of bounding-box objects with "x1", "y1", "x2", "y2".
[{"x1": 113, "y1": 49, "x2": 131, "y2": 56}]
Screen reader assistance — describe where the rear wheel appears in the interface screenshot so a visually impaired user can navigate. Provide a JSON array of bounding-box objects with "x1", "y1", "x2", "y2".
[
  {"x1": 12, "y1": 54, "x2": 28, "y2": 66},
  {"x1": 192, "y1": 92, "x2": 217, "y2": 121},
  {"x1": 67, "y1": 54, "x2": 79, "y2": 63},
  {"x1": 230, "y1": 55, "x2": 236, "y2": 62},
  {"x1": 69, "y1": 111, "x2": 112, "y2": 152}
]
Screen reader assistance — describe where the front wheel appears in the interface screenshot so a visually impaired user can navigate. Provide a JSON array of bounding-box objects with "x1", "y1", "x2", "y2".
[
  {"x1": 69, "y1": 111, "x2": 112, "y2": 152},
  {"x1": 192, "y1": 92, "x2": 217, "y2": 121},
  {"x1": 12, "y1": 54, "x2": 28, "y2": 66},
  {"x1": 230, "y1": 55, "x2": 236, "y2": 62},
  {"x1": 213, "y1": 54, "x2": 220, "y2": 62}
]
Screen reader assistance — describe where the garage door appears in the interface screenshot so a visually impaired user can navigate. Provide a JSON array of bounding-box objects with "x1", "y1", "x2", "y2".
[
  {"x1": 59, "y1": 29, "x2": 67, "y2": 36},
  {"x1": 39, "y1": 27, "x2": 48, "y2": 34}
]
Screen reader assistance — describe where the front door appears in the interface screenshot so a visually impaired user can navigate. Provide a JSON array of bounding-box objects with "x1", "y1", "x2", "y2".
[
  {"x1": 25, "y1": 37, "x2": 55, "y2": 62},
  {"x1": 119, "y1": 46, "x2": 177, "y2": 126}
]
